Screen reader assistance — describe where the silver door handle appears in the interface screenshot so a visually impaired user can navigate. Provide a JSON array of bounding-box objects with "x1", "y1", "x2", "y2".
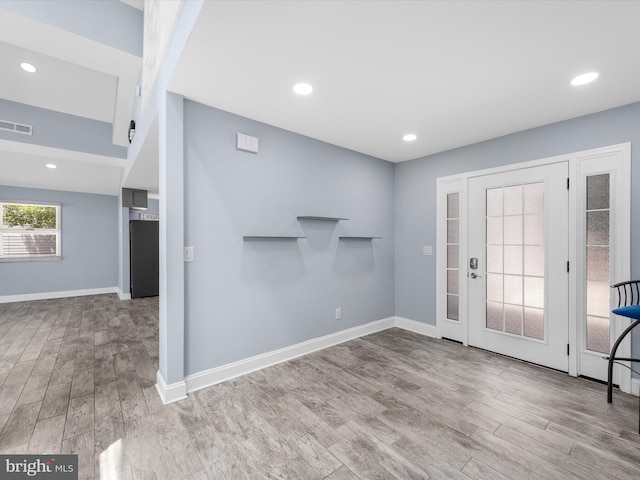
[{"x1": 470, "y1": 272, "x2": 482, "y2": 279}]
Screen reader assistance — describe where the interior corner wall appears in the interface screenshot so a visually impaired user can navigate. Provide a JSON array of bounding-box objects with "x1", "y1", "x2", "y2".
[
  {"x1": 0, "y1": 185, "x2": 118, "y2": 296},
  {"x1": 182, "y1": 101, "x2": 395, "y2": 376},
  {"x1": 394, "y1": 101, "x2": 640, "y2": 362}
]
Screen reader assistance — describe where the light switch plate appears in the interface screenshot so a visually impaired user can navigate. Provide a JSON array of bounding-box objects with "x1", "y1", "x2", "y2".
[
  {"x1": 184, "y1": 246, "x2": 194, "y2": 262},
  {"x1": 237, "y1": 133, "x2": 259, "y2": 153}
]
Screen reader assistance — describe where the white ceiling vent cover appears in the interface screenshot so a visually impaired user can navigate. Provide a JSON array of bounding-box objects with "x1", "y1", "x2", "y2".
[{"x1": 0, "y1": 120, "x2": 32, "y2": 135}]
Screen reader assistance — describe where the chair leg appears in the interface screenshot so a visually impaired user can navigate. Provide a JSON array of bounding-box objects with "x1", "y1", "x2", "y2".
[{"x1": 606, "y1": 320, "x2": 640, "y2": 403}]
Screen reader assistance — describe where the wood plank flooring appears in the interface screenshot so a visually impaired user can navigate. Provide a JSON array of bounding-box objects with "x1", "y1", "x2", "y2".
[{"x1": 0, "y1": 294, "x2": 639, "y2": 479}]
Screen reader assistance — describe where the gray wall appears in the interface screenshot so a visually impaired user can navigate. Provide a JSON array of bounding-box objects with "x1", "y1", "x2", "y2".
[
  {"x1": 183, "y1": 101, "x2": 395, "y2": 375},
  {"x1": 0, "y1": 0, "x2": 143, "y2": 57},
  {"x1": 0, "y1": 99, "x2": 126, "y2": 159},
  {"x1": 0, "y1": 185, "x2": 118, "y2": 296},
  {"x1": 394, "y1": 101, "x2": 640, "y2": 360}
]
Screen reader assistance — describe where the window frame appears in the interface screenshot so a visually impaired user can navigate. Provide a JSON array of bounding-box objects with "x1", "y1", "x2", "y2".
[{"x1": 0, "y1": 200, "x2": 61, "y2": 262}]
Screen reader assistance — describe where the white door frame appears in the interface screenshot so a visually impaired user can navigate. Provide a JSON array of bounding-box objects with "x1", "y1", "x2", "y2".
[{"x1": 435, "y1": 143, "x2": 631, "y2": 392}]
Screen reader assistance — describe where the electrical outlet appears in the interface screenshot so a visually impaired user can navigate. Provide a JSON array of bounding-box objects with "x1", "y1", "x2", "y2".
[
  {"x1": 423, "y1": 245, "x2": 433, "y2": 256},
  {"x1": 335, "y1": 308, "x2": 342, "y2": 320}
]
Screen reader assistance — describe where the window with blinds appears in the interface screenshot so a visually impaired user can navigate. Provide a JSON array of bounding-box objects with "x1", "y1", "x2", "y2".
[{"x1": 0, "y1": 202, "x2": 60, "y2": 260}]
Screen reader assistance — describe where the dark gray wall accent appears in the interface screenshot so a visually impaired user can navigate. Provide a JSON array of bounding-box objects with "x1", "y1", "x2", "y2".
[
  {"x1": 183, "y1": 101, "x2": 395, "y2": 375},
  {"x1": 0, "y1": 0, "x2": 143, "y2": 57},
  {"x1": 394, "y1": 101, "x2": 640, "y2": 363},
  {"x1": 0, "y1": 185, "x2": 118, "y2": 296},
  {"x1": 0, "y1": 99, "x2": 126, "y2": 159}
]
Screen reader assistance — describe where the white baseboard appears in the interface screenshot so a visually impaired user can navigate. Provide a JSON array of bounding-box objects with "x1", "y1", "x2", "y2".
[
  {"x1": 117, "y1": 288, "x2": 131, "y2": 301},
  {"x1": 156, "y1": 370, "x2": 187, "y2": 405},
  {"x1": 394, "y1": 316, "x2": 439, "y2": 338},
  {"x1": 185, "y1": 316, "x2": 395, "y2": 394},
  {"x1": 0, "y1": 286, "x2": 118, "y2": 304}
]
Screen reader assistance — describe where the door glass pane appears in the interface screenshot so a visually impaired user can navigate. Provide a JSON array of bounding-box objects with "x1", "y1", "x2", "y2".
[
  {"x1": 486, "y1": 245, "x2": 503, "y2": 273},
  {"x1": 504, "y1": 215, "x2": 523, "y2": 244},
  {"x1": 524, "y1": 277, "x2": 544, "y2": 308},
  {"x1": 504, "y1": 246, "x2": 523, "y2": 275},
  {"x1": 585, "y1": 174, "x2": 610, "y2": 353},
  {"x1": 447, "y1": 219, "x2": 459, "y2": 243},
  {"x1": 447, "y1": 270, "x2": 459, "y2": 295},
  {"x1": 486, "y1": 188, "x2": 503, "y2": 217},
  {"x1": 505, "y1": 305, "x2": 523, "y2": 335},
  {"x1": 586, "y1": 246, "x2": 609, "y2": 281},
  {"x1": 586, "y1": 281, "x2": 610, "y2": 318},
  {"x1": 486, "y1": 273, "x2": 503, "y2": 302},
  {"x1": 447, "y1": 193, "x2": 459, "y2": 218},
  {"x1": 486, "y1": 218, "x2": 503, "y2": 245},
  {"x1": 446, "y1": 193, "x2": 460, "y2": 322},
  {"x1": 504, "y1": 185, "x2": 522, "y2": 215},
  {"x1": 524, "y1": 215, "x2": 544, "y2": 245},
  {"x1": 524, "y1": 307, "x2": 544, "y2": 340},
  {"x1": 447, "y1": 245, "x2": 459, "y2": 268},
  {"x1": 447, "y1": 295, "x2": 459, "y2": 321},
  {"x1": 524, "y1": 246, "x2": 544, "y2": 277},
  {"x1": 586, "y1": 211, "x2": 609, "y2": 245},
  {"x1": 484, "y1": 181, "x2": 544, "y2": 339},
  {"x1": 586, "y1": 316, "x2": 609, "y2": 353},
  {"x1": 586, "y1": 174, "x2": 610, "y2": 210},
  {"x1": 524, "y1": 183, "x2": 544, "y2": 214},
  {"x1": 504, "y1": 275, "x2": 523, "y2": 305},
  {"x1": 486, "y1": 302, "x2": 503, "y2": 331}
]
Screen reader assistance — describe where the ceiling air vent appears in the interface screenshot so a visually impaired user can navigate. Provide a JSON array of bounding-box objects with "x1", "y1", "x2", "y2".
[{"x1": 0, "y1": 119, "x2": 32, "y2": 135}]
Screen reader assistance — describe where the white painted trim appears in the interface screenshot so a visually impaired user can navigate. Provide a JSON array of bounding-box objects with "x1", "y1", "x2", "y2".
[
  {"x1": 0, "y1": 138, "x2": 126, "y2": 167},
  {"x1": 116, "y1": 288, "x2": 131, "y2": 301},
  {"x1": 395, "y1": 316, "x2": 439, "y2": 338},
  {"x1": 185, "y1": 317, "x2": 395, "y2": 394},
  {"x1": 0, "y1": 286, "x2": 117, "y2": 304},
  {"x1": 435, "y1": 142, "x2": 632, "y2": 382},
  {"x1": 435, "y1": 142, "x2": 631, "y2": 182},
  {"x1": 631, "y1": 378, "x2": 640, "y2": 397},
  {"x1": 155, "y1": 370, "x2": 187, "y2": 405}
]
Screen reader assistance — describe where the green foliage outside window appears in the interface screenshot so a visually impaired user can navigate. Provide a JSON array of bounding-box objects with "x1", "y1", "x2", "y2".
[{"x1": 2, "y1": 205, "x2": 57, "y2": 229}]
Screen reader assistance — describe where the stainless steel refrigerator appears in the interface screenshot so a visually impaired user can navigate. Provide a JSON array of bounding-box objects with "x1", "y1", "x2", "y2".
[{"x1": 129, "y1": 220, "x2": 159, "y2": 298}]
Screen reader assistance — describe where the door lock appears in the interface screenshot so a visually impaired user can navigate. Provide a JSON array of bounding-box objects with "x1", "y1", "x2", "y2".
[{"x1": 470, "y1": 257, "x2": 478, "y2": 269}]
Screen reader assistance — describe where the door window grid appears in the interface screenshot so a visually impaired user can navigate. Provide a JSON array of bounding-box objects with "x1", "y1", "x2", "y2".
[
  {"x1": 446, "y1": 193, "x2": 460, "y2": 321},
  {"x1": 485, "y1": 183, "x2": 545, "y2": 339},
  {"x1": 585, "y1": 174, "x2": 610, "y2": 354}
]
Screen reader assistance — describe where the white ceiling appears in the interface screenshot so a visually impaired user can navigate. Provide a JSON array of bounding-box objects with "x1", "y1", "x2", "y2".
[
  {"x1": 170, "y1": 0, "x2": 640, "y2": 162},
  {"x1": 0, "y1": 4, "x2": 141, "y2": 195},
  {"x1": 0, "y1": 41, "x2": 118, "y2": 123},
  {"x1": 2, "y1": 1, "x2": 640, "y2": 197}
]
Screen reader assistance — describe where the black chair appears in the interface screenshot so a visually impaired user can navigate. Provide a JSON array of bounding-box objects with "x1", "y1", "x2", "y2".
[{"x1": 607, "y1": 280, "x2": 640, "y2": 433}]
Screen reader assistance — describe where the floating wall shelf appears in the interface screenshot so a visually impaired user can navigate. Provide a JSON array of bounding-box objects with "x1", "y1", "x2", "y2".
[
  {"x1": 243, "y1": 236, "x2": 306, "y2": 240},
  {"x1": 339, "y1": 236, "x2": 382, "y2": 240},
  {"x1": 297, "y1": 216, "x2": 349, "y2": 222}
]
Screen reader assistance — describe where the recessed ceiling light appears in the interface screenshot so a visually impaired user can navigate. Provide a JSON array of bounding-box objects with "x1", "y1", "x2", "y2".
[
  {"x1": 46, "y1": 163, "x2": 57, "y2": 169},
  {"x1": 403, "y1": 134, "x2": 417, "y2": 142},
  {"x1": 571, "y1": 72, "x2": 598, "y2": 86},
  {"x1": 20, "y1": 62, "x2": 37, "y2": 73},
  {"x1": 293, "y1": 83, "x2": 313, "y2": 95}
]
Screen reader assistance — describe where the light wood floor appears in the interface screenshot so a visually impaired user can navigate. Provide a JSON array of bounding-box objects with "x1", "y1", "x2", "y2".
[{"x1": 0, "y1": 294, "x2": 639, "y2": 479}]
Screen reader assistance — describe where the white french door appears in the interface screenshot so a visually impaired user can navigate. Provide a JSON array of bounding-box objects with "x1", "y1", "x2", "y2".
[
  {"x1": 436, "y1": 144, "x2": 631, "y2": 388},
  {"x1": 467, "y1": 163, "x2": 569, "y2": 371}
]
